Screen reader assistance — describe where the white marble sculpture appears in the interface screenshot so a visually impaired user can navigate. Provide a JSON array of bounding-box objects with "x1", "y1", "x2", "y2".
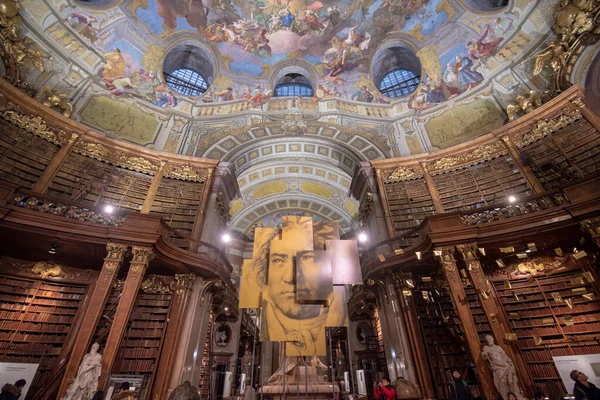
[
  {"x1": 481, "y1": 335, "x2": 526, "y2": 400},
  {"x1": 63, "y1": 343, "x2": 102, "y2": 400}
]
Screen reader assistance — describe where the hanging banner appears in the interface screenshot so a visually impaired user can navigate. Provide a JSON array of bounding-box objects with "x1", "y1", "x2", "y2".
[
  {"x1": 0, "y1": 362, "x2": 39, "y2": 399},
  {"x1": 553, "y1": 354, "x2": 600, "y2": 394}
]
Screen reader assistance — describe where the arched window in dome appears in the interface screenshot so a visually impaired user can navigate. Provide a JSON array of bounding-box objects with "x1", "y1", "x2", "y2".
[
  {"x1": 164, "y1": 68, "x2": 208, "y2": 97},
  {"x1": 274, "y1": 73, "x2": 314, "y2": 97},
  {"x1": 461, "y1": 0, "x2": 509, "y2": 12},
  {"x1": 379, "y1": 69, "x2": 420, "y2": 98}
]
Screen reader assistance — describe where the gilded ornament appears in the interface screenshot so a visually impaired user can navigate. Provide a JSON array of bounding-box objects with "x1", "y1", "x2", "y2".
[
  {"x1": 215, "y1": 191, "x2": 231, "y2": 225},
  {"x1": 428, "y1": 142, "x2": 506, "y2": 173},
  {"x1": 533, "y1": 41, "x2": 569, "y2": 76},
  {"x1": 164, "y1": 164, "x2": 207, "y2": 182},
  {"x1": 515, "y1": 103, "x2": 583, "y2": 148},
  {"x1": 140, "y1": 275, "x2": 172, "y2": 294},
  {"x1": 356, "y1": 191, "x2": 374, "y2": 226},
  {"x1": 36, "y1": 86, "x2": 74, "y2": 118},
  {"x1": 74, "y1": 141, "x2": 111, "y2": 160},
  {"x1": 117, "y1": 156, "x2": 159, "y2": 174},
  {"x1": 131, "y1": 246, "x2": 154, "y2": 264},
  {"x1": 31, "y1": 261, "x2": 63, "y2": 279},
  {"x1": 105, "y1": 243, "x2": 127, "y2": 261},
  {"x1": 506, "y1": 91, "x2": 545, "y2": 122},
  {"x1": 383, "y1": 166, "x2": 424, "y2": 183},
  {"x1": 1, "y1": 110, "x2": 63, "y2": 144}
]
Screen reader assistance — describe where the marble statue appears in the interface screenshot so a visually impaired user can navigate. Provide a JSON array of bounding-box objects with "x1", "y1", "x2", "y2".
[
  {"x1": 63, "y1": 343, "x2": 102, "y2": 400},
  {"x1": 481, "y1": 335, "x2": 526, "y2": 400},
  {"x1": 240, "y1": 348, "x2": 253, "y2": 377}
]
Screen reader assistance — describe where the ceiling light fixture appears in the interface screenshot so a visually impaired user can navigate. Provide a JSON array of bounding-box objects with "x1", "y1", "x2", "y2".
[
  {"x1": 222, "y1": 234, "x2": 231, "y2": 243},
  {"x1": 358, "y1": 232, "x2": 367, "y2": 242}
]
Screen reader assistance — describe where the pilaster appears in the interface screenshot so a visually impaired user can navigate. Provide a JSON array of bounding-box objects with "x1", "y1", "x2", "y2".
[
  {"x1": 501, "y1": 136, "x2": 545, "y2": 194},
  {"x1": 99, "y1": 246, "x2": 154, "y2": 388},
  {"x1": 421, "y1": 162, "x2": 444, "y2": 213},
  {"x1": 141, "y1": 162, "x2": 167, "y2": 213},
  {"x1": 151, "y1": 274, "x2": 196, "y2": 400},
  {"x1": 374, "y1": 167, "x2": 395, "y2": 239},
  {"x1": 457, "y1": 244, "x2": 533, "y2": 398},
  {"x1": 393, "y1": 274, "x2": 435, "y2": 400},
  {"x1": 32, "y1": 132, "x2": 79, "y2": 193},
  {"x1": 437, "y1": 247, "x2": 497, "y2": 400},
  {"x1": 58, "y1": 243, "x2": 127, "y2": 399}
]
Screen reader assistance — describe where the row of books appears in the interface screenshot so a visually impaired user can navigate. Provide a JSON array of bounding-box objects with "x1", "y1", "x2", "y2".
[
  {"x1": 126, "y1": 329, "x2": 164, "y2": 338},
  {"x1": 0, "y1": 277, "x2": 35, "y2": 288},
  {"x1": 0, "y1": 333, "x2": 66, "y2": 343},
  {"x1": 1, "y1": 355, "x2": 54, "y2": 369},
  {"x1": 529, "y1": 363, "x2": 559, "y2": 379},
  {"x1": 130, "y1": 321, "x2": 165, "y2": 330},
  {"x1": 122, "y1": 339, "x2": 161, "y2": 348},
  {"x1": 113, "y1": 358, "x2": 156, "y2": 373},
  {"x1": 0, "y1": 295, "x2": 79, "y2": 308},
  {"x1": 0, "y1": 342, "x2": 54, "y2": 352},
  {"x1": 136, "y1": 307, "x2": 169, "y2": 315},
  {"x1": 22, "y1": 313, "x2": 74, "y2": 324},
  {"x1": 137, "y1": 299, "x2": 170, "y2": 307},
  {"x1": 121, "y1": 348, "x2": 160, "y2": 359},
  {"x1": 512, "y1": 302, "x2": 599, "y2": 318},
  {"x1": 562, "y1": 322, "x2": 600, "y2": 333}
]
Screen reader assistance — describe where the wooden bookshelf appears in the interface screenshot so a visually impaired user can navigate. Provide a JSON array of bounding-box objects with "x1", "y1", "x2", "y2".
[
  {"x1": 492, "y1": 266, "x2": 600, "y2": 393},
  {"x1": 413, "y1": 285, "x2": 479, "y2": 400},
  {"x1": 521, "y1": 118, "x2": 600, "y2": 190},
  {"x1": 91, "y1": 284, "x2": 123, "y2": 348},
  {"x1": 464, "y1": 286, "x2": 493, "y2": 345},
  {"x1": 149, "y1": 177, "x2": 204, "y2": 242},
  {"x1": 384, "y1": 179, "x2": 435, "y2": 236},
  {"x1": 0, "y1": 118, "x2": 60, "y2": 189},
  {"x1": 431, "y1": 155, "x2": 531, "y2": 213},
  {"x1": 48, "y1": 152, "x2": 152, "y2": 211},
  {"x1": 112, "y1": 292, "x2": 172, "y2": 396},
  {"x1": 0, "y1": 275, "x2": 85, "y2": 397}
]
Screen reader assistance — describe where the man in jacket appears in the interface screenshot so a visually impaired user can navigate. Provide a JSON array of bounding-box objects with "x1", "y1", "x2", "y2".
[
  {"x1": 0, "y1": 380, "x2": 26, "y2": 400},
  {"x1": 571, "y1": 370, "x2": 600, "y2": 400},
  {"x1": 373, "y1": 377, "x2": 396, "y2": 400},
  {"x1": 449, "y1": 370, "x2": 473, "y2": 400}
]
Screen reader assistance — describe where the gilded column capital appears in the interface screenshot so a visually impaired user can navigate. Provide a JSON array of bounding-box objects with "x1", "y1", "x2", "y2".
[
  {"x1": 174, "y1": 273, "x2": 196, "y2": 289},
  {"x1": 581, "y1": 217, "x2": 600, "y2": 237},
  {"x1": 131, "y1": 246, "x2": 155, "y2": 264},
  {"x1": 105, "y1": 243, "x2": 128, "y2": 261},
  {"x1": 456, "y1": 244, "x2": 478, "y2": 261}
]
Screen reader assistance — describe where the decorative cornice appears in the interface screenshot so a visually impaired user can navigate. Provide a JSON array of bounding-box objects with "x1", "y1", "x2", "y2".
[
  {"x1": 514, "y1": 99, "x2": 584, "y2": 148},
  {"x1": 428, "y1": 141, "x2": 507, "y2": 174},
  {"x1": 1, "y1": 108, "x2": 70, "y2": 145},
  {"x1": 383, "y1": 165, "x2": 424, "y2": 183},
  {"x1": 163, "y1": 163, "x2": 208, "y2": 182},
  {"x1": 72, "y1": 139, "x2": 160, "y2": 175}
]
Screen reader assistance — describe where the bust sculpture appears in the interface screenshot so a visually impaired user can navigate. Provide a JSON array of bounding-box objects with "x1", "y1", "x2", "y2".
[
  {"x1": 63, "y1": 343, "x2": 102, "y2": 400},
  {"x1": 481, "y1": 335, "x2": 525, "y2": 400}
]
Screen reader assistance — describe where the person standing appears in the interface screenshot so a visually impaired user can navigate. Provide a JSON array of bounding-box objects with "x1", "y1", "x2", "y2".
[
  {"x1": 571, "y1": 370, "x2": 600, "y2": 400},
  {"x1": 449, "y1": 371, "x2": 473, "y2": 400},
  {"x1": 0, "y1": 380, "x2": 26, "y2": 400},
  {"x1": 373, "y1": 377, "x2": 396, "y2": 400}
]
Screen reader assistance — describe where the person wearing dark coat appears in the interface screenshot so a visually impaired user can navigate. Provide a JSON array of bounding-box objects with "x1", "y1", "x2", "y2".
[
  {"x1": 571, "y1": 370, "x2": 600, "y2": 400},
  {"x1": 0, "y1": 380, "x2": 26, "y2": 400},
  {"x1": 449, "y1": 371, "x2": 473, "y2": 400}
]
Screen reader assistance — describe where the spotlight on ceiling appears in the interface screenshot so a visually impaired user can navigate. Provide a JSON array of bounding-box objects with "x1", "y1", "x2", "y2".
[
  {"x1": 104, "y1": 205, "x2": 114, "y2": 213},
  {"x1": 358, "y1": 232, "x2": 368, "y2": 242},
  {"x1": 224, "y1": 307, "x2": 229, "y2": 312},
  {"x1": 222, "y1": 233, "x2": 231, "y2": 243},
  {"x1": 508, "y1": 195, "x2": 516, "y2": 203}
]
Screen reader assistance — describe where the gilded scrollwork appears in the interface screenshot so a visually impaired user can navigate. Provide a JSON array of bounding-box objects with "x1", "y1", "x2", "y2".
[
  {"x1": 356, "y1": 191, "x2": 374, "y2": 226},
  {"x1": 428, "y1": 142, "x2": 506, "y2": 174},
  {"x1": 105, "y1": 243, "x2": 128, "y2": 260},
  {"x1": 131, "y1": 246, "x2": 154, "y2": 264},
  {"x1": 1, "y1": 109, "x2": 69, "y2": 145},
  {"x1": 383, "y1": 165, "x2": 424, "y2": 183},
  {"x1": 514, "y1": 101, "x2": 583, "y2": 148},
  {"x1": 163, "y1": 163, "x2": 208, "y2": 182},
  {"x1": 73, "y1": 140, "x2": 159, "y2": 175},
  {"x1": 140, "y1": 275, "x2": 173, "y2": 294}
]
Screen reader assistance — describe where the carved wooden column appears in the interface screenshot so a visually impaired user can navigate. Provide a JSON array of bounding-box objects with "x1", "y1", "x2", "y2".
[
  {"x1": 151, "y1": 273, "x2": 196, "y2": 400},
  {"x1": 500, "y1": 136, "x2": 545, "y2": 194},
  {"x1": 99, "y1": 246, "x2": 154, "y2": 387},
  {"x1": 393, "y1": 274, "x2": 435, "y2": 400},
  {"x1": 374, "y1": 168, "x2": 396, "y2": 238},
  {"x1": 141, "y1": 161, "x2": 167, "y2": 213},
  {"x1": 32, "y1": 133, "x2": 79, "y2": 193},
  {"x1": 58, "y1": 243, "x2": 127, "y2": 399},
  {"x1": 457, "y1": 244, "x2": 533, "y2": 398},
  {"x1": 421, "y1": 162, "x2": 444, "y2": 213},
  {"x1": 194, "y1": 167, "x2": 214, "y2": 243},
  {"x1": 438, "y1": 247, "x2": 497, "y2": 400}
]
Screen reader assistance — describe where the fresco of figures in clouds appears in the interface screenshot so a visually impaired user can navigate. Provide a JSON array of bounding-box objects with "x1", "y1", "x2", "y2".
[{"x1": 52, "y1": 0, "x2": 529, "y2": 110}]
